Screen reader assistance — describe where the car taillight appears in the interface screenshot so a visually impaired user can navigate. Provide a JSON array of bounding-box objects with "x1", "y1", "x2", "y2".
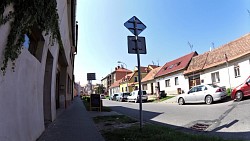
[{"x1": 216, "y1": 88, "x2": 222, "y2": 92}]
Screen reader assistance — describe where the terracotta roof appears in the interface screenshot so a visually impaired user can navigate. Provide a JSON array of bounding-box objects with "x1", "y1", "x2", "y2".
[
  {"x1": 120, "y1": 73, "x2": 134, "y2": 83},
  {"x1": 134, "y1": 66, "x2": 148, "y2": 73},
  {"x1": 184, "y1": 33, "x2": 250, "y2": 75},
  {"x1": 113, "y1": 68, "x2": 132, "y2": 73},
  {"x1": 142, "y1": 66, "x2": 162, "y2": 83},
  {"x1": 109, "y1": 79, "x2": 122, "y2": 88},
  {"x1": 148, "y1": 65, "x2": 159, "y2": 69},
  {"x1": 155, "y1": 52, "x2": 198, "y2": 78}
]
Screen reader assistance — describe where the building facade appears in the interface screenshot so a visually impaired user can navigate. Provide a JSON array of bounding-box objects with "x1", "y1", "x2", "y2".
[
  {"x1": 184, "y1": 33, "x2": 250, "y2": 90},
  {"x1": 155, "y1": 52, "x2": 198, "y2": 95},
  {"x1": 0, "y1": 0, "x2": 77, "y2": 140}
]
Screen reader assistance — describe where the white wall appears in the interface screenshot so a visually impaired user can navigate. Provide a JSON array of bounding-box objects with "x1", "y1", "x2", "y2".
[
  {"x1": 156, "y1": 72, "x2": 189, "y2": 95},
  {"x1": 0, "y1": 1, "x2": 74, "y2": 141},
  {"x1": 200, "y1": 57, "x2": 250, "y2": 89}
]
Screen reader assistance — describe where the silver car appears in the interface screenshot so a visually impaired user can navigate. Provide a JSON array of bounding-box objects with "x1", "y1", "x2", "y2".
[{"x1": 177, "y1": 84, "x2": 227, "y2": 105}]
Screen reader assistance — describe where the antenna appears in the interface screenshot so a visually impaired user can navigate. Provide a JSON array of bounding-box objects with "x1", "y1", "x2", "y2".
[
  {"x1": 188, "y1": 41, "x2": 193, "y2": 52},
  {"x1": 247, "y1": 9, "x2": 250, "y2": 16},
  {"x1": 157, "y1": 59, "x2": 159, "y2": 66},
  {"x1": 152, "y1": 61, "x2": 155, "y2": 65}
]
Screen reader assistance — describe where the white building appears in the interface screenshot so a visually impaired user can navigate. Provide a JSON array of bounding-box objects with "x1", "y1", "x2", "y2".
[
  {"x1": 0, "y1": 0, "x2": 77, "y2": 141},
  {"x1": 141, "y1": 66, "x2": 162, "y2": 95},
  {"x1": 155, "y1": 52, "x2": 198, "y2": 95},
  {"x1": 184, "y1": 33, "x2": 250, "y2": 90}
]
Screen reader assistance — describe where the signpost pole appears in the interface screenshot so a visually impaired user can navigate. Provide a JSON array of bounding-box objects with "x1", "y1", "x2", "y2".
[{"x1": 133, "y1": 17, "x2": 143, "y2": 130}]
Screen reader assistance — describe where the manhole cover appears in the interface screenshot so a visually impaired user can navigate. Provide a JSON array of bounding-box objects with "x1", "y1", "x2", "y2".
[{"x1": 190, "y1": 123, "x2": 210, "y2": 131}]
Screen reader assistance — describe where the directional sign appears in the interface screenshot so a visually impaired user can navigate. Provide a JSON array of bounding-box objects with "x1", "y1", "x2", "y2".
[
  {"x1": 124, "y1": 16, "x2": 146, "y2": 36},
  {"x1": 127, "y1": 36, "x2": 146, "y2": 54}
]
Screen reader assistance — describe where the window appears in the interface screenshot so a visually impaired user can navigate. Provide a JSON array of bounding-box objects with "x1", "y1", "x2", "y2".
[
  {"x1": 143, "y1": 84, "x2": 147, "y2": 90},
  {"x1": 211, "y1": 72, "x2": 220, "y2": 83},
  {"x1": 234, "y1": 65, "x2": 240, "y2": 78},
  {"x1": 169, "y1": 64, "x2": 174, "y2": 69},
  {"x1": 23, "y1": 27, "x2": 44, "y2": 62},
  {"x1": 165, "y1": 79, "x2": 170, "y2": 87},
  {"x1": 134, "y1": 77, "x2": 138, "y2": 82},
  {"x1": 175, "y1": 77, "x2": 179, "y2": 85},
  {"x1": 135, "y1": 86, "x2": 138, "y2": 90},
  {"x1": 176, "y1": 62, "x2": 181, "y2": 66},
  {"x1": 122, "y1": 87, "x2": 124, "y2": 92},
  {"x1": 125, "y1": 87, "x2": 128, "y2": 92}
]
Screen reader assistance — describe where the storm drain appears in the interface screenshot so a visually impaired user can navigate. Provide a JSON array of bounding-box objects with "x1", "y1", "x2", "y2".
[{"x1": 190, "y1": 123, "x2": 211, "y2": 131}]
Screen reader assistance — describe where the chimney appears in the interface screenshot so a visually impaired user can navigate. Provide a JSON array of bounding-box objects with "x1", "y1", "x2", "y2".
[
  {"x1": 118, "y1": 66, "x2": 120, "y2": 69},
  {"x1": 115, "y1": 67, "x2": 117, "y2": 70}
]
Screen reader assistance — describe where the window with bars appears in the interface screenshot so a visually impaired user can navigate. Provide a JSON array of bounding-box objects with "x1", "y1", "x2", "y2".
[
  {"x1": 234, "y1": 65, "x2": 240, "y2": 78},
  {"x1": 211, "y1": 72, "x2": 220, "y2": 83},
  {"x1": 165, "y1": 79, "x2": 170, "y2": 87},
  {"x1": 175, "y1": 77, "x2": 179, "y2": 85}
]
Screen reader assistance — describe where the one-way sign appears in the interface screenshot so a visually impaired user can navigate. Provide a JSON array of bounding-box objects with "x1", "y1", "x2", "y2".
[{"x1": 124, "y1": 16, "x2": 146, "y2": 36}]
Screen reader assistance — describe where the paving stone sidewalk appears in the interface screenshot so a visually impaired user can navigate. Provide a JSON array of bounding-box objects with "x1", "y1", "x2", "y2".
[{"x1": 37, "y1": 97, "x2": 105, "y2": 141}]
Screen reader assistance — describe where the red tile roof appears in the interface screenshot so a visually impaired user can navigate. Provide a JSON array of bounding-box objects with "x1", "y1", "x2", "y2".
[
  {"x1": 184, "y1": 33, "x2": 250, "y2": 75},
  {"x1": 148, "y1": 65, "x2": 159, "y2": 69},
  {"x1": 155, "y1": 52, "x2": 198, "y2": 78},
  {"x1": 114, "y1": 68, "x2": 132, "y2": 73},
  {"x1": 109, "y1": 79, "x2": 122, "y2": 88},
  {"x1": 142, "y1": 66, "x2": 162, "y2": 83}
]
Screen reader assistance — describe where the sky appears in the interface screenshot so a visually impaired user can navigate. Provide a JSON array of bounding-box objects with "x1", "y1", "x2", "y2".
[{"x1": 75, "y1": 0, "x2": 250, "y2": 86}]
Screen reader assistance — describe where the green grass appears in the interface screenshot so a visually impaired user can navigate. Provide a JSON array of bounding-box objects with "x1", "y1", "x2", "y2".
[
  {"x1": 152, "y1": 96, "x2": 175, "y2": 102},
  {"x1": 93, "y1": 115, "x2": 137, "y2": 124},
  {"x1": 81, "y1": 96, "x2": 111, "y2": 112},
  {"x1": 93, "y1": 115, "x2": 241, "y2": 141}
]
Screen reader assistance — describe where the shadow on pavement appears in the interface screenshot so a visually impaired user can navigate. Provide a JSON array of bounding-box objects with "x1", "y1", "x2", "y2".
[{"x1": 108, "y1": 105, "x2": 250, "y2": 141}]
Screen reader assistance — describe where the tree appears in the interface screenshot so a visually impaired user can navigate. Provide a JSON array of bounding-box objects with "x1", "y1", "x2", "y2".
[{"x1": 95, "y1": 84, "x2": 105, "y2": 94}]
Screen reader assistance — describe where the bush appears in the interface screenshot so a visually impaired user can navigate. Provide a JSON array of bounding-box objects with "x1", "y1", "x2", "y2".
[{"x1": 227, "y1": 88, "x2": 232, "y2": 96}]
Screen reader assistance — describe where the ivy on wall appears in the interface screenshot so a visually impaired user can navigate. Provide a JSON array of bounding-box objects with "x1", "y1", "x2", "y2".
[{"x1": 0, "y1": 0, "x2": 63, "y2": 75}]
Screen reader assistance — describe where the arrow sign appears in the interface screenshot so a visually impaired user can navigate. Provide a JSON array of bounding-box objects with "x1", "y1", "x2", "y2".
[{"x1": 124, "y1": 16, "x2": 146, "y2": 36}]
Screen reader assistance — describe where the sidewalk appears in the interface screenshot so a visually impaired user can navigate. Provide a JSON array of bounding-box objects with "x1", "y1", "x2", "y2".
[{"x1": 37, "y1": 97, "x2": 105, "y2": 141}]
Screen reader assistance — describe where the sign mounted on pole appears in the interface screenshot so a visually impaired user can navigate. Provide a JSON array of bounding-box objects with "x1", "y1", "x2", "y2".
[
  {"x1": 124, "y1": 16, "x2": 147, "y2": 130},
  {"x1": 127, "y1": 36, "x2": 146, "y2": 54},
  {"x1": 87, "y1": 73, "x2": 96, "y2": 80},
  {"x1": 124, "y1": 16, "x2": 146, "y2": 36}
]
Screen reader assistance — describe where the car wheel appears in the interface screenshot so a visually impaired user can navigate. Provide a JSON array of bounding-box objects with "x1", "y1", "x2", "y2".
[
  {"x1": 205, "y1": 95, "x2": 213, "y2": 104},
  {"x1": 178, "y1": 98, "x2": 185, "y2": 105},
  {"x1": 235, "y1": 91, "x2": 243, "y2": 102}
]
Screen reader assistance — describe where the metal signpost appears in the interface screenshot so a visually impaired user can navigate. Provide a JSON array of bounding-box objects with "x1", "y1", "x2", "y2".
[{"x1": 124, "y1": 16, "x2": 146, "y2": 130}]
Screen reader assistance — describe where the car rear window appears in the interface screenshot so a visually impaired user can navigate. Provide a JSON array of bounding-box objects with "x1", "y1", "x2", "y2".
[{"x1": 138, "y1": 91, "x2": 147, "y2": 95}]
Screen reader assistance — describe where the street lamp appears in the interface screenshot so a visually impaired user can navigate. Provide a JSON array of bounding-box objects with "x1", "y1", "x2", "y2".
[{"x1": 117, "y1": 61, "x2": 128, "y2": 92}]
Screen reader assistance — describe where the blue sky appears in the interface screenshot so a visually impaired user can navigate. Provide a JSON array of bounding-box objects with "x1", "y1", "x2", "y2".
[{"x1": 75, "y1": 0, "x2": 250, "y2": 85}]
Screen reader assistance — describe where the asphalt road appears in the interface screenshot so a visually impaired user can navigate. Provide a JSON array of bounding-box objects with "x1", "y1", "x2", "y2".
[{"x1": 103, "y1": 97, "x2": 250, "y2": 140}]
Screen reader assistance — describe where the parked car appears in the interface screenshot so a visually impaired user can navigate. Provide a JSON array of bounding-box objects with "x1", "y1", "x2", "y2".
[
  {"x1": 116, "y1": 92, "x2": 130, "y2": 102},
  {"x1": 231, "y1": 75, "x2": 250, "y2": 101},
  {"x1": 177, "y1": 84, "x2": 227, "y2": 105},
  {"x1": 110, "y1": 93, "x2": 119, "y2": 101},
  {"x1": 100, "y1": 94, "x2": 105, "y2": 99},
  {"x1": 127, "y1": 90, "x2": 148, "y2": 103}
]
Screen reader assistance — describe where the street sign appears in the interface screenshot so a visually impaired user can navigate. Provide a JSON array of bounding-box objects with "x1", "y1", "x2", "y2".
[
  {"x1": 127, "y1": 36, "x2": 146, "y2": 54},
  {"x1": 124, "y1": 16, "x2": 146, "y2": 36},
  {"x1": 87, "y1": 73, "x2": 96, "y2": 80}
]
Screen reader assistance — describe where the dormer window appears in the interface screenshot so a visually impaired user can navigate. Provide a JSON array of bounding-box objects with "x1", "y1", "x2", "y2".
[{"x1": 169, "y1": 64, "x2": 174, "y2": 69}]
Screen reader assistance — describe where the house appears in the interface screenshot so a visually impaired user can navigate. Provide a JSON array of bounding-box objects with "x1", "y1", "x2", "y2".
[
  {"x1": 103, "y1": 66, "x2": 132, "y2": 95},
  {"x1": 184, "y1": 33, "x2": 250, "y2": 90},
  {"x1": 0, "y1": 0, "x2": 77, "y2": 140},
  {"x1": 141, "y1": 66, "x2": 162, "y2": 95},
  {"x1": 109, "y1": 79, "x2": 122, "y2": 95},
  {"x1": 155, "y1": 52, "x2": 198, "y2": 95},
  {"x1": 119, "y1": 66, "x2": 153, "y2": 93}
]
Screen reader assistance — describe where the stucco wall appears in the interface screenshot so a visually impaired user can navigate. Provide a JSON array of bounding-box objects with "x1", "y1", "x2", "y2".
[
  {"x1": 156, "y1": 72, "x2": 189, "y2": 95},
  {"x1": 0, "y1": 1, "x2": 74, "y2": 140},
  {"x1": 199, "y1": 57, "x2": 250, "y2": 89}
]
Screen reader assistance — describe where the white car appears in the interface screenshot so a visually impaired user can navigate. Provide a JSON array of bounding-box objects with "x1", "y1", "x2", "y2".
[
  {"x1": 127, "y1": 90, "x2": 148, "y2": 103},
  {"x1": 177, "y1": 84, "x2": 227, "y2": 105}
]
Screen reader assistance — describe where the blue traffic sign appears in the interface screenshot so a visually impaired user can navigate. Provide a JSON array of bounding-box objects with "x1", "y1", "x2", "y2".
[{"x1": 124, "y1": 16, "x2": 146, "y2": 36}]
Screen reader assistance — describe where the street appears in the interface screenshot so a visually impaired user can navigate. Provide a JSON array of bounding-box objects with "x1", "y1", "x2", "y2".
[{"x1": 103, "y1": 98, "x2": 250, "y2": 140}]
